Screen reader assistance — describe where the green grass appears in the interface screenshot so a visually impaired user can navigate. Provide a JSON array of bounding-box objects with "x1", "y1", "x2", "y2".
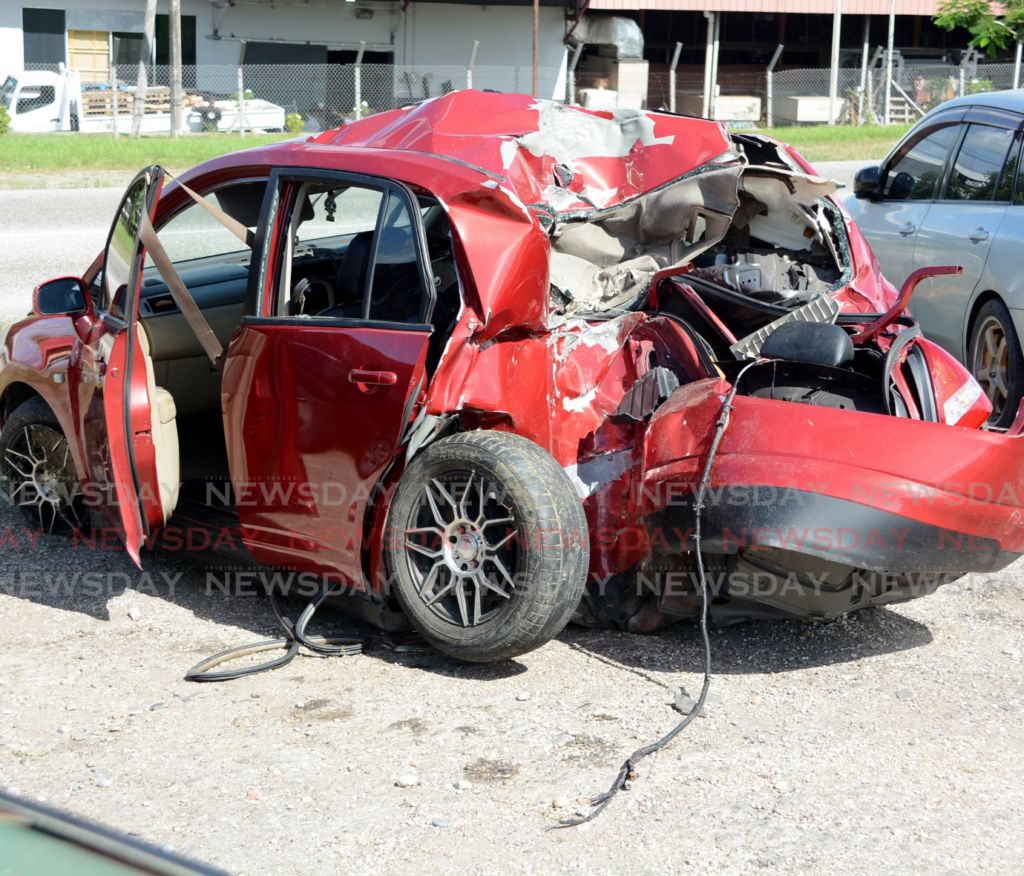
[
  {"x1": 0, "y1": 123, "x2": 913, "y2": 183},
  {"x1": 737, "y1": 124, "x2": 915, "y2": 163},
  {"x1": 0, "y1": 132, "x2": 293, "y2": 176}
]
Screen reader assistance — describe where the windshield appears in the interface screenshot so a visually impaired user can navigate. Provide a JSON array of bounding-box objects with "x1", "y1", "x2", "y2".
[{"x1": 0, "y1": 77, "x2": 17, "y2": 110}]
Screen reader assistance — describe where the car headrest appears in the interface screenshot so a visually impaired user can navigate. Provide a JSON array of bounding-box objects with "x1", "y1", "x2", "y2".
[
  {"x1": 335, "y1": 231, "x2": 374, "y2": 303},
  {"x1": 760, "y1": 320, "x2": 854, "y2": 369},
  {"x1": 213, "y1": 181, "x2": 268, "y2": 229}
]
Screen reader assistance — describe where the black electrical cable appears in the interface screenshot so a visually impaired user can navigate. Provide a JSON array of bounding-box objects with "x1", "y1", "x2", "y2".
[
  {"x1": 550, "y1": 359, "x2": 764, "y2": 829},
  {"x1": 185, "y1": 583, "x2": 363, "y2": 682}
]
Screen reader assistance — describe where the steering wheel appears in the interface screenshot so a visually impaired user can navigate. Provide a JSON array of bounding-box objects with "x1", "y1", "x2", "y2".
[{"x1": 291, "y1": 277, "x2": 335, "y2": 316}]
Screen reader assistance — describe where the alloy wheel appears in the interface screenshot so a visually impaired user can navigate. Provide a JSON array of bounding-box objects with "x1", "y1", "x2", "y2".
[
  {"x1": 973, "y1": 314, "x2": 1011, "y2": 421},
  {"x1": 402, "y1": 470, "x2": 520, "y2": 627},
  {"x1": 2, "y1": 423, "x2": 87, "y2": 534}
]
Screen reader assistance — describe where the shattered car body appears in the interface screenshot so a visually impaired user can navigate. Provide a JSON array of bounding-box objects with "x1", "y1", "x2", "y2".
[{"x1": 1, "y1": 91, "x2": 1022, "y2": 660}]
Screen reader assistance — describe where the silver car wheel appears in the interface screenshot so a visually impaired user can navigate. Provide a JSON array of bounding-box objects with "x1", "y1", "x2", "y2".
[
  {"x1": 403, "y1": 471, "x2": 520, "y2": 628},
  {"x1": 972, "y1": 314, "x2": 1011, "y2": 420},
  {"x1": 2, "y1": 423, "x2": 87, "y2": 534}
]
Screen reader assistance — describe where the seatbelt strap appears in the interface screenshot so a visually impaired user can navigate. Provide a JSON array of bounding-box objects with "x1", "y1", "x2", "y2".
[
  {"x1": 164, "y1": 170, "x2": 255, "y2": 248},
  {"x1": 139, "y1": 213, "x2": 224, "y2": 365}
]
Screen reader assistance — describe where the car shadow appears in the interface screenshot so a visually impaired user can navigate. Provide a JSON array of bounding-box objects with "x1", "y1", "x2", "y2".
[
  {"x1": 556, "y1": 608, "x2": 933, "y2": 687},
  {"x1": 0, "y1": 500, "x2": 932, "y2": 684}
]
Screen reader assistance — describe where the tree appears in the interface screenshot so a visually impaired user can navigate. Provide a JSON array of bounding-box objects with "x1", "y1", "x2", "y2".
[
  {"x1": 934, "y1": 0, "x2": 1024, "y2": 57},
  {"x1": 131, "y1": 0, "x2": 157, "y2": 138},
  {"x1": 170, "y1": 0, "x2": 183, "y2": 139}
]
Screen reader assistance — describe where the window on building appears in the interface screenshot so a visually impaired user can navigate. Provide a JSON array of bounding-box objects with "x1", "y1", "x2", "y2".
[
  {"x1": 23, "y1": 8, "x2": 65, "y2": 66},
  {"x1": 112, "y1": 32, "x2": 145, "y2": 68},
  {"x1": 155, "y1": 15, "x2": 197, "y2": 65}
]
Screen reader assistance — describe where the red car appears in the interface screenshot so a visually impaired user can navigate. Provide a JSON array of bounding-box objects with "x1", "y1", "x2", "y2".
[{"x1": 2, "y1": 91, "x2": 1020, "y2": 662}]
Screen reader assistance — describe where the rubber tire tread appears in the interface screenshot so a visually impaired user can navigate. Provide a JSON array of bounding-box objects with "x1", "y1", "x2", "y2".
[
  {"x1": 0, "y1": 397, "x2": 77, "y2": 531},
  {"x1": 385, "y1": 431, "x2": 589, "y2": 662}
]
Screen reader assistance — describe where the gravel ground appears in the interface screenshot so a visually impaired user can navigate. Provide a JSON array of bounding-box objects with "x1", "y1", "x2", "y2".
[{"x1": 1, "y1": 186, "x2": 1022, "y2": 876}]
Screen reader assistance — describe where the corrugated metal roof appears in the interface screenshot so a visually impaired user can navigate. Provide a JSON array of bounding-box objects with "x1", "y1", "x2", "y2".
[{"x1": 589, "y1": 0, "x2": 942, "y2": 13}]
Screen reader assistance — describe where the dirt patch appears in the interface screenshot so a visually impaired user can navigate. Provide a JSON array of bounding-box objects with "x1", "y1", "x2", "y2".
[
  {"x1": 462, "y1": 757, "x2": 519, "y2": 783},
  {"x1": 562, "y1": 734, "x2": 621, "y2": 763},
  {"x1": 388, "y1": 718, "x2": 428, "y2": 735}
]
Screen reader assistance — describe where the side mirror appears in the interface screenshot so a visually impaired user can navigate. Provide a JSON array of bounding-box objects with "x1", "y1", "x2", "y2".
[
  {"x1": 853, "y1": 165, "x2": 881, "y2": 199},
  {"x1": 34, "y1": 277, "x2": 89, "y2": 317},
  {"x1": 888, "y1": 171, "x2": 915, "y2": 201}
]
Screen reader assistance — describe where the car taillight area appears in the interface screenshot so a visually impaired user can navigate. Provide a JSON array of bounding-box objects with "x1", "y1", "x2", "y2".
[{"x1": 919, "y1": 337, "x2": 992, "y2": 428}]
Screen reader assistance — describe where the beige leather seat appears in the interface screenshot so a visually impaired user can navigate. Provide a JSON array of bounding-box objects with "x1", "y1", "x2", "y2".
[{"x1": 137, "y1": 326, "x2": 179, "y2": 523}]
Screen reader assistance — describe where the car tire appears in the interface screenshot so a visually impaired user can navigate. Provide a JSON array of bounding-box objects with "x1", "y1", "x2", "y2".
[
  {"x1": 384, "y1": 431, "x2": 589, "y2": 662},
  {"x1": 969, "y1": 298, "x2": 1024, "y2": 429},
  {"x1": 0, "y1": 397, "x2": 88, "y2": 535}
]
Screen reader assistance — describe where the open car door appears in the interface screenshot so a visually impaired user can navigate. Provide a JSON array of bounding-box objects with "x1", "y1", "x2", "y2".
[{"x1": 79, "y1": 166, "x2": 167, "y2": 564}]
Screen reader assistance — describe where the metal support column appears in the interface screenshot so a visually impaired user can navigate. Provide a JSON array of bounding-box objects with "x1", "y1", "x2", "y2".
[
  {"x1": 669, "y1": 41, "x2": 682, "y2": 113},
  {"x1": 766, "y1": 43, "x2": 783, "y2": 128},
  {"x1": 828, "y1": 0, "x2": 842, "y2": 125},
  {"x1": 702, "y1": 12, "x2": 715, "y2": 119}
]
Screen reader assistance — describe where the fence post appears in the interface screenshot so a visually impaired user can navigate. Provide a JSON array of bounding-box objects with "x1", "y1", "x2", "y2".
[
  {"x1": 1015, "y1": 41, "x2": 1022, "y2": 89},
  {"x1": 866, "y1": 68, "x2": 873, "y2": 124},
  {"x1": 237, "y1": 41, "x2": 249, "y2": 137},
  {"x1": 669, "y1": 42, "x2": 682, "y2": 114},
  {"x1": 766, "y1": 43, "x2": 783, "y2": 129},
  {"x1": 110, "y1": 37, "x2": 119, "y2": 140},
  {"x1": 884, "y1": 0, "x2": 895, "y2": 125},
  {"x1": 466, "y1": 40, "x2": 479, "y2": 90},
  {"x1": 568, "y1": 43, "x2": 582, "y2": 105},
  {"x1": 354, "y1": 42, "x2": 366, "y2": 119}
]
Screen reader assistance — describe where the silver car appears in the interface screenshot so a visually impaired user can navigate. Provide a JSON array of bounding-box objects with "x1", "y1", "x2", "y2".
[{"x1": 845, "y1": 91, "x2": 1024, "y2": 428}]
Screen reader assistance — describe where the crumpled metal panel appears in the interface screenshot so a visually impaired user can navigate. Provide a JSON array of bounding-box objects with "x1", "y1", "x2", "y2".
[{"x1": 314, "y1": 91, "x2": 733, "y2": 218}]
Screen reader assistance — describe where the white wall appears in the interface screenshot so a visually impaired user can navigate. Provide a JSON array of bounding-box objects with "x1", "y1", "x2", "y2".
[
  {"x1": 398, "y1": 4, "x2": 565, "y2": 68},
  {"x1": 2, "y1": 1, "x2": 566, "y2": 71},
  {"x1": 0, "y1": 3, "x2": 27, "y2": 81}
]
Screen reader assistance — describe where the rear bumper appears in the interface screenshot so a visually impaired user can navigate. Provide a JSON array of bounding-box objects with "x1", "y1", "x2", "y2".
[
  {"x1": 646, "y1": 488, "x2": 1019, "y2": 574},
  {"x1": 641, "y1": 379, "x2": 1024, "y2": 575}
]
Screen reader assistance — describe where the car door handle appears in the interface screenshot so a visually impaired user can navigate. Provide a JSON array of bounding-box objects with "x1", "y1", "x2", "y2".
[
  {"x1": 899, "y1": 223, "x2": 916, "y2": 235},
  {"x1": 968, "y1": 228, "x2": 989, "y2": 242},
  {"x1": 349, "y1": 369, "x2": 397, "y2": 386}
]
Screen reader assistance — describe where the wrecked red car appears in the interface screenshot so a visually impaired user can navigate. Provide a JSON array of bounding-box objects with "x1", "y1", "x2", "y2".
[{"x1": 2, "y1": 91, "x2": 1021, "y2": 662}]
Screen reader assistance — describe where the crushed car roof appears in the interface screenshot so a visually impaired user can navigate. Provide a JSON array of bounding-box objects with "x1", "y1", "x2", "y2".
[{"x1": 309, "y1": 90, "x2": 735, "y2": 215}]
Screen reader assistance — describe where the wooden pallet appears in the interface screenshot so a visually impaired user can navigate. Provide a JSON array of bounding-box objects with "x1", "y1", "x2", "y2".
[{"x1": 81, "y1": 87, "x2": 195, "y2": 117}]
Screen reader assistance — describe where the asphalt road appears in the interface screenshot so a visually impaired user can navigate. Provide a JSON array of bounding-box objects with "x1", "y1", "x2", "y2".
[{"x1": 0, "y1": 188, "x2": 123, "y2": 325}]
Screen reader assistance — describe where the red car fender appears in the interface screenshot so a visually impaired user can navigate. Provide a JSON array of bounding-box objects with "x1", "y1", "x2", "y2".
[{"x1": 0, "y1": 318, "x2": 89, "y2": 495}]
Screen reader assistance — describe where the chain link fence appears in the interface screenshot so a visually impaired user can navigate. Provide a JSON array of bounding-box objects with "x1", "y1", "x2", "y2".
[
  {"x1": 767, "y1": 62, "x2": 1018, "y2": 127},
  {"x1": 17, "y1": 59, "x2": 1023, "y2": 133},
  {"x1": 19, "y1": 61, "x2": 563, "y2": 134}
]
